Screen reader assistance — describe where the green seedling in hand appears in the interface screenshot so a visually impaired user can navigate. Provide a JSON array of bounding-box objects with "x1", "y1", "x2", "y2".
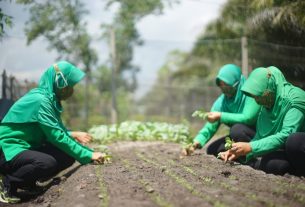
[
  {"x1": 181, "y1": 142, "x2": 195, "y2": 156},
  {"x1": 217, "y1": 137, "x2": 234, "y2": 160},
  {"x1": 192, "y1": 109, "x2": 208, "y2": 120},
  {"x1": 93, "y1": 153, "x2": 112, "y2": 165},
  {"x1": 224, "y1": 137, "x2": 234, "y2": 150}
]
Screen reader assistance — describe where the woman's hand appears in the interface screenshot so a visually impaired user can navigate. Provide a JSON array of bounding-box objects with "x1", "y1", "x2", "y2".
[
  {"x1": 70, "y1": 131, "x2": 92, "y2": 144},
  {"x1": 91, "y1": 152, "x2": 105, "y2": 164},
  {"x1": 206, "y1": 112, "x2": 221, "y2": 123},
  {"x1": 218, "y1": 150, "x2": 234, "y2": 162},
  {"x1": 181, "y1": 142, "x2": 200, "y2": 156},
  {"x1": 219, "y1": 142, "x2": 252, "y2": 161}
]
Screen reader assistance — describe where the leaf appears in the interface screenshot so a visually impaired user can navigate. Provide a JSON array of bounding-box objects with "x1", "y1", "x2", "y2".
[
  {"x1": 192, "y1": 109, "x2": 207, "y2": 120},
  {"x1": 224, "y1": 136, "x2": 234, "y2": 150}
]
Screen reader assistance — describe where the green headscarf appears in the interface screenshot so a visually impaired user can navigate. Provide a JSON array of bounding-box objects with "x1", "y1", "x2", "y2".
[
  {"x1": 216, "y1": 64, "x2": 246, "y2": 113},
  {"x1": 2, "y1": 61, "x2": 85, "y2": 130},
  {"x1": 242, "y1": 66, "x2": 305, "y2": 138}
]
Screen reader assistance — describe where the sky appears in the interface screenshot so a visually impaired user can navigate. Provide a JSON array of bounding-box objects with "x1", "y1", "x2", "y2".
[{"x1": 0, "y1": 0, "x2": 227, "y2": 98}]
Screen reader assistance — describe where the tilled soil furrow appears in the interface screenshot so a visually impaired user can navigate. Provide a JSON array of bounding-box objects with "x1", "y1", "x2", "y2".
[
  {"x1": 114, "y1": 149, "x2": 209, "y2": 207},
  {"x1": 178, "y1": 153, "x2": 305, "y2": 207},
  {"x1": 101, "y1": 153, "x2": 158, "y2": 207},
  {"x1": 146, "y1": 149, "x2": 278, "y2": 207},
  {"x1": 4, "y1": 141, "x2": 305, "y2": 207},
  {"x1": 133, "y1": 151, "x2": 226, "y2": 207},
  {"x1": 51, "y1": 164, "x2": 102, "y2": 207},
  {"x1": 147, "y1": 144, "x2": 305, "y2": 207},
  {"x1": 120, "y1": 158, "x2": 174, "y2": 207},
  {"x1": 95, "y1": 165, "x2": 109, "y2": 207},
  {"x1": 137, "y1": 149, "x2": 255, "y2": 207}
]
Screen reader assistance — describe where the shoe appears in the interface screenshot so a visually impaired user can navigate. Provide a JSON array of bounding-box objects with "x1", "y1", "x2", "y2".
[
  {"x1": 19, "y1": 183, "x2": 44, "y2": 196},
  {"x1": 0, "y1": 175, "x2": 20, "y2": 203}
]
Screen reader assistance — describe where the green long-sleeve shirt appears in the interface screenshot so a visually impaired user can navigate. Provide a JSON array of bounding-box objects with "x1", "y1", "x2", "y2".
[
  {"x1": 0, "y1": 123, "x2": 93, "y2": 164},
  {"x1": 194, "y1": 96, "x2": 260, "y2": 147},
  {"x1": 246, "y1": 108, "x2": 305, "y2": 161}
]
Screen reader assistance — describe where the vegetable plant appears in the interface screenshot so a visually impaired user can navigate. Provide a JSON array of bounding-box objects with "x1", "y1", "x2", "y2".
[
  {"x1": 192, "y1": 109, "x2": 208, "y2": 120},
  {"x1": 89, "y1": 121, "x2": 191, "y2": 144},
  {"x1": 216, "y1": 137, "x2": 234, "y2": 159},
  {"x1": 224, "y1": 136, "x2": 234, "y2": 150}
]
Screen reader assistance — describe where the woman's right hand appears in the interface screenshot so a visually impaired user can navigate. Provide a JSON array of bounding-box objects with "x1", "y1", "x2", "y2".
[
  {"x1": 91, "y1": 152, "x2": 105, "y2": 164},
  {"x1": 181, "y1": 142, "x2": 200, "y2": 156},
  {"x1": 206, "y1": 112, "x2": 221, "y2": 123}
]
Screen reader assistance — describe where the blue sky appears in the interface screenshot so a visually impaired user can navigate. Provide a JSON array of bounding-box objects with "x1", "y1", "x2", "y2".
[{"x1": 0, "y1": 0, "x2": 226, "y2": 97}]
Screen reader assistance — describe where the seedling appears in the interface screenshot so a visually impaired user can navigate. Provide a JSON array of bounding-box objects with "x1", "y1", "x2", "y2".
[
  {"x1": 191, "y1": 109, "x2": 208, "y2": 120},
  {"x1": 216, "y1": 137, "x2": 234, "y2": 159},
  {"x1": 224, "y1": 136, "x2": 234, "y2": 150},
  {"x1": 103, "y1": 153, "x2": 112, "y2": 164},
  {"x1": 93, "y1": 153, "x2": 112, "y2": 165},
  {"x1": 181, "y1": 142, "x2": 195, "y2": 156}
]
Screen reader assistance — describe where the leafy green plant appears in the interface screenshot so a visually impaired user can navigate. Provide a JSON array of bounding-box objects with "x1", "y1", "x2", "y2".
[
  {"x1": 224, "y1": 137, "x2": 234, "y2": 150},
  {"x1": 192, "y1": 109, "x2": 208, "y2": 120},
  {"x1": 216, "y1": 137, "x2": 234, "y2": 159},
  {"x1": 89, "y1": 121, "x2": 191, "y2": 144}
]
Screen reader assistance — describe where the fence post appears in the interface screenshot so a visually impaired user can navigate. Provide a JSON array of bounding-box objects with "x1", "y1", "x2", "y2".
[
  {"x1": 110, "y1": 27, "x2": 118, "y2": 124},
  {"x1": 9, "y1": 75, "x2": 14, "y2": 100},
  {"x1": 2, "y1": 70, "x2": 7, "y2": 99},
  {"x1": 241, "y1": 36, "x2": 249, "y2": 77}
]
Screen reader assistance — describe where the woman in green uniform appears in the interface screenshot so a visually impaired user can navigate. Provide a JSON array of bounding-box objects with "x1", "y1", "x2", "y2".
[
  {"x1": 0, "y1": 61, "x2": 105, "y2": 203},
  {"x1": 185, "y1": 64, "x2": 261, "y2": 155},
  {"x1": 219, "y1": 66, "x2": 305, "y2": 175}
]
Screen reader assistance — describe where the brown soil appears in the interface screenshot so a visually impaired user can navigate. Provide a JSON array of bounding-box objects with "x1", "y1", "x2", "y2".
[{"x1": 1, "y1": 141, "x2": 305, "y2": 207}]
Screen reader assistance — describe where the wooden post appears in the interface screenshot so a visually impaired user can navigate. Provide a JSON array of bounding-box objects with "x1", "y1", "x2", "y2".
[
  {"x1": 2, "y1": 70, "x2": 7, "y2": 99},
  {"x1": 110, "y1": 27, "x2": 118, "y2": 124},
  {"x1": 241, "y1": 36, "x2": 249, "y2": 77},
  {"x1": 84, "y1": 68, "x2": 90, "y2": 130}
]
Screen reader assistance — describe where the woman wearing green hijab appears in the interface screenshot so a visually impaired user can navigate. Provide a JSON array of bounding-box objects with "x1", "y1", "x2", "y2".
[
  {"x1": 0, "y1": 61, "x2": 105, "y2": 203},
  {"x1": 219, "y1": 66, "x2": 305, "y2": 175},
  {"x1": 184, "y1": 64, "x2": 261, "y2": 156}
]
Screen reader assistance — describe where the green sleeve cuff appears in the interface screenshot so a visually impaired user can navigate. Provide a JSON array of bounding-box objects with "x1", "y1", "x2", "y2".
[
  {"x1": 244, "y1": 142, "x2": 257, "y2": 163},
  {"x1": 80, "y1": 150, "x2": 93, "y2": 165},
  {"x1": 245, "y1": 152, "x2": 255, "y2": 163},
  {"x1": 194, "y1": 134, "x2": 209, "y2": 148}
]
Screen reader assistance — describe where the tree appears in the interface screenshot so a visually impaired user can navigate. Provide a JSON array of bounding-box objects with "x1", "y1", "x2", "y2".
[
  {"x1": 102, "y1": 0, "x2": 177, "y2": 91},
  {"x1": 173, "y1": 0, "x2": 305, "y2": 88},
  {"x1": 0, "y1": 1, "x2": 12, "y2": 39}
]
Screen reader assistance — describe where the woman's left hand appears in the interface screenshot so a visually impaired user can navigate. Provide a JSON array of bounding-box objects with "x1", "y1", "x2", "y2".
[
  {"x1": 206, "y1": 112, "x2": 221, "y2": 122},
  {"x1": 71, "y1": 131, "x2": 92, "y2": 144}
]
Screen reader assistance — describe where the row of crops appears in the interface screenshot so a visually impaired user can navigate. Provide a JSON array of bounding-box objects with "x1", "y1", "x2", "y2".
[{"x1": 89, "y1": 121, "x2": 192, "y2": 144}]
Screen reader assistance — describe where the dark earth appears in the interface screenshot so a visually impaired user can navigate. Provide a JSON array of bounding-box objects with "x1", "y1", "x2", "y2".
[{"x1": 1, "y1": 141, "x2": 305, "y2": 207}]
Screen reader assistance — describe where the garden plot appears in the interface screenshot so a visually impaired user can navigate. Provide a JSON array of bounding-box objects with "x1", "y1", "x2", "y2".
[{"x1": 3, "y1": 141, "x2": 305, "y2": 207}]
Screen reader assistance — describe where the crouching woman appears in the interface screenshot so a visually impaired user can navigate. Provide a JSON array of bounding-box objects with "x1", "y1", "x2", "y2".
[
  {"x1": 220, "y1": 66, "x2": 305, "y2": 176},
  {"x1": 0, "y1": 61, "x2": 105, "y2": 203}
]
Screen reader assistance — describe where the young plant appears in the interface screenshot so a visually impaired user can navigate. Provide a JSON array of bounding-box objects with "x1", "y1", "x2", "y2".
[
  {"x1": 224, "y1": 136, "x2": 234, "y2": 150},
  {"x1": 192, "y1": 109, "x2": 208, "y2": 120},
  {"x1": 93, "y1": 153, "x2": 112, "y2": 165},
  {"x1": 181, "y1": 142, "x2": 195, "y2": 156},
  {"x1": 217, "y1": 137, "x2": 234, "y2": 159}
]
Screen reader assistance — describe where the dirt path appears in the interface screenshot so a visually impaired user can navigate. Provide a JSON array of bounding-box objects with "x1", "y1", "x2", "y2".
[{"x1": 2, "y1": 141, "x2": 305, "y2": 207}]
